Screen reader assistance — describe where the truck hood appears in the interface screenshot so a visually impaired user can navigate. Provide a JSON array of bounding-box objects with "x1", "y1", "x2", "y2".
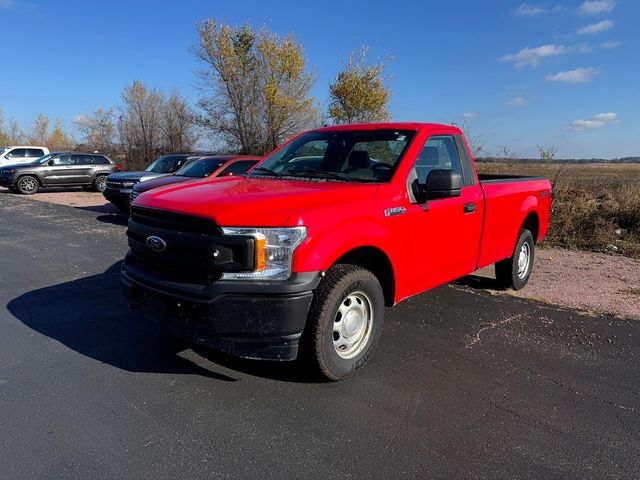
[
  {"x1": 134, "y1": 176, "x2": 379, "y2": 226},
  {"x1": 107, "y1": 171, "x2": 169, "y2": 182}
]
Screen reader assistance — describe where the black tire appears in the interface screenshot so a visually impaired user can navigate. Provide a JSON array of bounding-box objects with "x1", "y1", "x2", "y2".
[
  {"x1": 495, "y1": 229, "x2": 535, "y2": 290},
  {"x1": 16, "y1": 175, "x2": 40, "y2": 195},
  {"x1": 93, "y1": 175, "x2": 107, "y2": 192},
  {"x1": 300, "y1": 264, "x2": 385, "y2": 381}
]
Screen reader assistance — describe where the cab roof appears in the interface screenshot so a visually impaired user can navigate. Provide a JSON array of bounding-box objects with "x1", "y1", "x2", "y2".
[{"x1": 313, "y1": 122, "x2": 462, "y2": 133}]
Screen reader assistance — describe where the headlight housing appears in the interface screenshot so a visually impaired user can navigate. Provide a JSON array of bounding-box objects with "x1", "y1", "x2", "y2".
[
  {"x1": 221, "y1": 227, "x2": 307, "y2": 281},
  {"x1": 2, "y1": 169, "x2": 16, "y2": 174},
  {"x1": 122, "y1": 181, "x2": 135, "y2": 188}
]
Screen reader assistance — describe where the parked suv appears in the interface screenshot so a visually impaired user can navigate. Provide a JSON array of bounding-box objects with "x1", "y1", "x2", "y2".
[
  {"x1": 130, "y1": 155, "x2": 260, "y2": 202},
  {"x1": 103, "y1": 152, "x2": 215, "y2": 211},
  {"x1": 0, "y1": 146, "x2": 50, "y2": 166},
  {"x1": 0, "y1": 152, "x2": 120, "y2": 194}
]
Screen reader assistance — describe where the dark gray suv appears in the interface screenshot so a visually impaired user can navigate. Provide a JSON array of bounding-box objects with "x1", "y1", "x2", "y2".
[{"x1": 0, "y1": 152, "x2": 120, "y2": 195}]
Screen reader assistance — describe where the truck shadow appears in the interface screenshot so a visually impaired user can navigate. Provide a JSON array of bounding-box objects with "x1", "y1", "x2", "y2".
[{"x1": 7, "y1": 261, "x2": 309, "y2": 383}]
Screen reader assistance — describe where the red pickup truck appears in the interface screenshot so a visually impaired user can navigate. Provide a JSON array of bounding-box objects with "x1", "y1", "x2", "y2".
[{"x1": 122, "y1": 123, "x2": 551, "y2": 380}]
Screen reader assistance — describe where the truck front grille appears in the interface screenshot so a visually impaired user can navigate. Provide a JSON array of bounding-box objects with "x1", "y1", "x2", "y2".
[{"x1": 126, "y1": 207, "x2": 254, "y2": 285}]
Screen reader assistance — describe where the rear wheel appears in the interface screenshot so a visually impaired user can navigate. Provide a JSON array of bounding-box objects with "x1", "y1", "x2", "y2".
[
  {"x1": 300, "y1": 264, "x2": 385, "y2": 381},
  {"x1": 93, "y1": 175, "x2": 107, "y2": 192},
  {"x1": 16, "y1": 175, "x2": 39, "y2": 195},
  {"x1": 495, "y1": 229, "x2": 535, "y2": 290}
]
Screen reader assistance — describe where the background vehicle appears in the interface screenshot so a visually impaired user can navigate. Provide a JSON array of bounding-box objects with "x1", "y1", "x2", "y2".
[
  {"x1": 130, "y1": 155, "x2": 260, "y2": 202},
  {"x1": 0, "y1": 152, "x2": 120, "y2": 194},
  {"x1": 0, "y1": 146, "x2": 50, "y2": 166},
  {"x1": 103, "y1": 152, "x2": 215, "y2": 211},
  {"x1": 121, "y1": 123, "x2": 551, "y2": 380}
]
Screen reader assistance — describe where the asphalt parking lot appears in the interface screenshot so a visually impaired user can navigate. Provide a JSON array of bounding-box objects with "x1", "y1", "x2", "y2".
[{"x1": 1, "y1": 193, "x2": 639, "y2": 479}]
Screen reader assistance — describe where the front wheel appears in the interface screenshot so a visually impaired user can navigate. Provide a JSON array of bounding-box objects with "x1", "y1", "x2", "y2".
[
  {"x1": 300, "y1": 264, "x2": 385, "y2": 381},
  {"x1": 93, "y1": 175, "x2": 107, "y2": 192},
  {"x1": 16, "y1": 175, "x2": 40, "y2": 195},
  {"x1": 495, "y1": 229, "x2": 535, "y2": 290}
]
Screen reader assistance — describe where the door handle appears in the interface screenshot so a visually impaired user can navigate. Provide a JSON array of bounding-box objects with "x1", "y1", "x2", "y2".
[{"x1": 464, "y1": 203, "x2": 477, "y2": 214}]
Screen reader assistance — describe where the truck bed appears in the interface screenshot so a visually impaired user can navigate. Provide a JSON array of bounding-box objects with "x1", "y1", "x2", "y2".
[
  {"x1": 478, "y1": 174, "x2": 546, "y2": 183},
  {"x1": 477, "y1": 175, "x2": 552, "y2": 269}
]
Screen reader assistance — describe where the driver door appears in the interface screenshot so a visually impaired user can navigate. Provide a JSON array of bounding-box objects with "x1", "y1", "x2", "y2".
[{"x1": 405, "y1": 134, "x2": 483, "y2": 295}]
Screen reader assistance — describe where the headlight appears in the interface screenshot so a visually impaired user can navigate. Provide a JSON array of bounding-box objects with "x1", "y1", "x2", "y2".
[
  {"x1": 122, "y1": 181, "x2": 135, "y2": 188},
  {"x1": 220, "y1": 227, "x2": 307, "y2": 281},
  {"x1": 2, "y1": 169, "x2": 16, "y2": 174}
]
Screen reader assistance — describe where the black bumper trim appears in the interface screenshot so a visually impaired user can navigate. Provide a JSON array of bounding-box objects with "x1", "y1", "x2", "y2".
[{"x1": 121, "y1": 259, "x2": 320, "y2": 361}]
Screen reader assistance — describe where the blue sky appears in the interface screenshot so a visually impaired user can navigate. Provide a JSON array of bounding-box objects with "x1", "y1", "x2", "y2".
[{"x1": 0, "y1": 0, "x2": 637, "y2": 158}]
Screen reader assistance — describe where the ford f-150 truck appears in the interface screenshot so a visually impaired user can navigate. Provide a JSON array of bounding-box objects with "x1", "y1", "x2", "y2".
[{"x1": 122, "y1": 123, "x2": 551, "y2": 380}]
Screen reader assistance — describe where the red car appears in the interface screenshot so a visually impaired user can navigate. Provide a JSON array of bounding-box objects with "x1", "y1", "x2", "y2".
[
  {"x1": 123, "y1": 123, "x2": 551, "y2": 380},
  {"x1": 130, "y1": 155, "x2": 260, "y2": 202}
]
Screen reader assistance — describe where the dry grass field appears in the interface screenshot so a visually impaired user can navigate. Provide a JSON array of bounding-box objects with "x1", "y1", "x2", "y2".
[{"x1": 476, "y1": 162, "x2": 640, "y2": 258}]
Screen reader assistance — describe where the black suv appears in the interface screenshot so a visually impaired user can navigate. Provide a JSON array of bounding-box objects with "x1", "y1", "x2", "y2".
[
  {"x1": 103, "y1": 153, "x2": 214, "y2": 211},
  {"x1": 0, "y1": 152, "x2": 120, "y2": 195}
]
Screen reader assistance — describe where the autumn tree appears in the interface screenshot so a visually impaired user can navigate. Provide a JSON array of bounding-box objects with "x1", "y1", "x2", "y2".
[
  {"x1": 24, "y1": 113, "x2": 74, "y2": 150},
  {"x1": 118, "y1": 81, "x2": 166, "y2": 169},
  {"x1": 74, "y1": 108, "x2": 117, "y2": 153},
  {"x1": 163, "y1": 90, "x2": 197, "y2": 153},
  {"x1": 193, "y1": 20, "x2": 319, "y2": 154},
  {"x1": 118, "y1": 81, "x2": 198, "y2": 169},
  {"x1": 0, "y1": 108, "x2": 22, "y2": 145},
  {"x1": 328, "y1": 47, "x2": 391, "y2": 125}
]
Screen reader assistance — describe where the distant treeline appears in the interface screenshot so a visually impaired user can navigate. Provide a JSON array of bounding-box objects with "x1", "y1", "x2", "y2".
[{"x1": 476, "y1": 157, "x2": 640, "y2": 164}]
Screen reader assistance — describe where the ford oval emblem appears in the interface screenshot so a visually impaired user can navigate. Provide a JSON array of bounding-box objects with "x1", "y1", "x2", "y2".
[{"x1": 146, "y1": 236, "x2": 167, "y2": 253}]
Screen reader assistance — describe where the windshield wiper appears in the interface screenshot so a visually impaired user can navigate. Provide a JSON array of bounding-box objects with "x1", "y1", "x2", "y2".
[
  {"x1": 286, "y1": 169, "x2": 356, "y2": 182},
  {"x1": 251, "y1": 166, "x2": 281, "y2": 177}
]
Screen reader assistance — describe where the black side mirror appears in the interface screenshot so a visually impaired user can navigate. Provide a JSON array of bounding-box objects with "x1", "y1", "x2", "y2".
[
  {"x1": 419, "y1": 170, "x2": 462, "y2": 201},
  {"x1": 47, "y1": 159, "x2": 55, "y2": 166}
]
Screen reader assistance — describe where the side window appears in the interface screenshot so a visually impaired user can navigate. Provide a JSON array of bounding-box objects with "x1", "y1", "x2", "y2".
[
  {"x1": 92, "y1": 155, "x2": 110, "y2": 165},
  {"x1": 52, "y1": 154, "x2": 73, "y2": 166},
  {"x1": 414, "y1": 135, "x2": 463, "y2": 184},
  {"x1": 9, "y1": 148, "x2": 27, "y2": 158},
  {"x1": 218, "y1": 160, "x2": 258, "y2": 176},
  {"x1": 28, "y1": 149, "x2": 44, "y2": 157},
  {"x1": 73, "y1": 155, "x2": 93, "y2": 165}
]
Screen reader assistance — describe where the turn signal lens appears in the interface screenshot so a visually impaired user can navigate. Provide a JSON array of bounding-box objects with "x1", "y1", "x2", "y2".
[{"x1": 255, "y1": 235, "x2": 267, "y2": 271}]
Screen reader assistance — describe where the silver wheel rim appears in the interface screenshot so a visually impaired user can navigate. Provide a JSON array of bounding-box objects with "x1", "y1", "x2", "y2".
[
  {"x1": 19, "y1": 177, "x2": 37, "y2": 193},
  {"x1": 96, "y1": 176, "x2": 106, "y2": 191},
  {"x1": 517, "y1": 242, "x2": 531, "y2": 279},
  {"x1": 333, "y1": 290, "x2": 373, "y2": 359}
]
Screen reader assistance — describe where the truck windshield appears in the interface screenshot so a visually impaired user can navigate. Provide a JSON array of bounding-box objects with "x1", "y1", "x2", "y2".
[
  {"x1": 175, "y1": 158, "x2": 226, "y2": 178},
  {"x1": 251, "y1": 129, "x2": 417, "y2": 182},
  {"x1": 145, "y1": 155, "x2": 189, "y2": 173}
]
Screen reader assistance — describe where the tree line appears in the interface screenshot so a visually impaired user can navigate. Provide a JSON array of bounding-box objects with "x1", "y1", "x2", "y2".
[{"x1": 0, "y1": 20, "x2": 391, "y2": 170}]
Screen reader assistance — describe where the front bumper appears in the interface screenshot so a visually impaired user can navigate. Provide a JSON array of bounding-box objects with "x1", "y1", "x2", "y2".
[
  {"x1": 103, "y1": 187, "x2": 133, "y2": 205},
  {"x1": 121, "y1": 254, "x2": 320, "y2": 361},
  {"x1": 0, "y1": 174, "x2": 17, "y2": 187}
]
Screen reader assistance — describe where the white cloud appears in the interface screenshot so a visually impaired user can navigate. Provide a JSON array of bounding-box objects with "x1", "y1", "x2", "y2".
[
  {"x1": 546, "y1": 67, "x2": 600, "y2": 83},
  {"x1": 578, "y1": 20, "x2": 614, "y2": 35},
  {"x1": 568, "y1": 112, "x2": 620, "y2": 130},
  {"x1": 512, "y1": 3, "x2": 565, "y2": 16},
  {"x1": 578, "y1": 0, "x2": 616, "y2": 15},
  {"x1": 508, "y1": 97, "x2": 528, "y2": 107},
  {"x1": 600, "y1": 40, "x2": 621, "y2": 49},
  {"x1": 501, "y1": 44, "x2": 571, "y2": 68},
  {"x1": 463, "y1": 112, "x2": 479, "y2": 120}
]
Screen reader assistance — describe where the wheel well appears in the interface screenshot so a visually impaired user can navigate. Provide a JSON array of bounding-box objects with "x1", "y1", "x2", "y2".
[
  {"x1": 522, "y1": 212, "x2": 540, "y2": 243},
  {"x1": 17, "y1": 174, "x2": 42, "y2": 186},
  {"x1": 335, "y1": 246, "x2": 395, "y2": 307}
]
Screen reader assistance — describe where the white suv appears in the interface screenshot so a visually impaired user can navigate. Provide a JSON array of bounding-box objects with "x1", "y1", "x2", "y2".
[{"x1": 0, "y1": 146, "x2": 50, "y2": 166}]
